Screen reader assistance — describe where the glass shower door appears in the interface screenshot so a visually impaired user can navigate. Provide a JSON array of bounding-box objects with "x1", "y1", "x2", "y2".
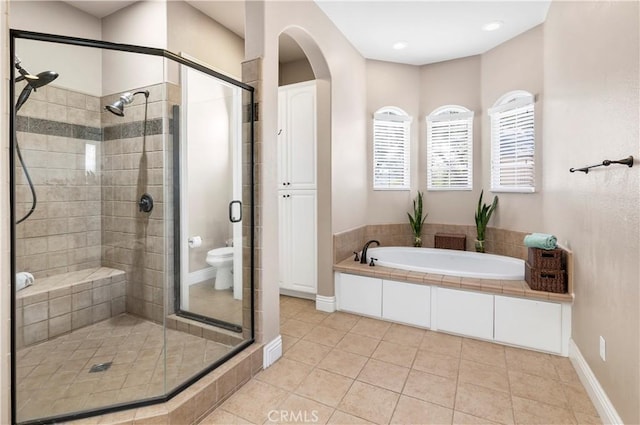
[{"x1": 177, "y1": 65, "x2": 244, "y2": 331}]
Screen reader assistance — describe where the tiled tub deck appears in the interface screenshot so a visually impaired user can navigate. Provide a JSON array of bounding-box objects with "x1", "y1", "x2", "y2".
[{"x1": 16, "y1": 267, "x2": 126, "y2": 348}]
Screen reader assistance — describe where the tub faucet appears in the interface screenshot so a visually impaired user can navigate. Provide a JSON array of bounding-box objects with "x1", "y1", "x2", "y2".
[{"x1": 360, "y1": 240, "x2": 380, "y2": 264}]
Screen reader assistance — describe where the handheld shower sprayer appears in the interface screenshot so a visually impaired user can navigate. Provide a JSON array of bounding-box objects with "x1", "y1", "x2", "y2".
[{"x1": 13, "y1": 58, "x2": 59, "y2": 224}]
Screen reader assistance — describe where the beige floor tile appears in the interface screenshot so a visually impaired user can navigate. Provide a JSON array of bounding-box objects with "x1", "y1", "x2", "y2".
[
  {"x1": 461, "y1": 339, "x2": 506, "y2": 369},
  {"x1": 453, "y1": 410, "x2": 500, "y2": 424},
  {"x1": 350, "y1": 317, "x2": 392, "y2": 340},
  {"x1": 296, "y1": 368, "x2": 354, "y2": 407},
  {"x1": 562, "y1": 381, "x2": 599, "y2": 417},
  {"x1": 303, "y1": 326, "x2": 348, "y2": 347},
  {"x1": 327, "y1": 410, "x2": 375, "y2": 425},
  {"x1": 221, "y1": 380, "x2": 289, "y2": 424},
  {"x1": 336, "y1": 333, "x2": 380, "y2": 357},
  {"x1": 280, "y1": 319, "x2": 316, "y2": 338},
  {"x1": 549, "y1": 356, "x2": 582, "y2": 385},
  {"x1": 390, "y1": 395, "x2": 453, "y2": 425},
  {"x1": 402, "y1": 369, "x2": 457, "y2": 409},
  {"x1": 412, "y1": 350, "x2": 460, "y2": 380},
  {"x1": 294, "y1": 309, "x2": 331, "y2": 325},
  {"x1": 200, "y1": 408, "x2": 255, "y2": 424},
  {"x1": 420, "y1": 331, "x2": 462, "y2": 358},
  {"x1": 280, "y1": 299, "x2": 307, "y2": 318},
  {"x1": 455, "y1": 382, "x2": 514, "y2": 424},
  {"x1": 357, "y1": 358, "x2": 410, "y2": 393},
  {"x1": 284, "y1": 340, "x2": 332, "y2": 366},
  {"x1": 505, "y1": 346, "x2": 559, "y2": 380},
  {"x1": 281, "y1": 335, "x2": 299, "y2": 354},
  {"x1": 508, "y1": 370, "x2": 568, "y2": 409},
  {"x1": 573, "y1": 411, "x2": 602, "y2": 425},
  {"x1": 371, "y1": 341, "x2": 417, "y2": 368},
  {"x1": 318, "y1": 348, "x2": 368, "y2": 378},
  {"x1": 458, "y1": 359, "x2": 509, "y2": 394},
  {"x1": 338, "y1": 381, "x2": 399, "y2": 425},
  {"x1": 267, "y1": 394, "x2": 335, "y2": 425},
  {"x1": 255, "y1": 358, "x2": 313, "y2": 391},
  {"x1": 321, "y1": 312, "x2": 361, "y2": 332},
  {"x1": 511, "y1": 396, "x2": 577, "y2": 425},
  {"x1": 382, "y1": 323, "x2": 426, "y2": 348}
]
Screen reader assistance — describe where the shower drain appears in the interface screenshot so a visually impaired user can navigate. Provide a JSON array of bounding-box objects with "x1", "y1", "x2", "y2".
[{"x1": 89, "y1": 362, "x2": 113, "y2": 373}]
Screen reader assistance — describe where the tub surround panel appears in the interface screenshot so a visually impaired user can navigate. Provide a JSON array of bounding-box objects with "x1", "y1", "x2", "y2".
[{"x1": 334, "y1": 223, "x2": 530, "y2": 264}]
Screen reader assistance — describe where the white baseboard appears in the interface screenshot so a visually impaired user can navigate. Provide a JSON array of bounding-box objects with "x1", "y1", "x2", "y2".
[
  {"x1": 187, "y1": 267, "x2": 216, "y2": 286},
  {"x1": 316, "y1": 295, "x2": 336, "y2": 313},
  {"x1": 569, "y1": 339, "x2": 623, "y2": 424},
  {"x1": 263, "y1": 335, "x2": 282, "y2": 369}
]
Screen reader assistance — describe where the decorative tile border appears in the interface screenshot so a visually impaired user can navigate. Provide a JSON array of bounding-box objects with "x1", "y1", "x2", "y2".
[{"x1": 16, "y1": 115, "x2": 102, "y2": 141}]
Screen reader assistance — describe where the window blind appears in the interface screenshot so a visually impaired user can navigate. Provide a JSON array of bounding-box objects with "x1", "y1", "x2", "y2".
[
  {"x1": 426, "y1": 110, "x2": 473, "y2": 191},
  {"x1": 490, "y1": 102, "x2": 535, "y2": 192},
  {"x1": 373, "y1": 113, "x2": 410, "y2": 190}
]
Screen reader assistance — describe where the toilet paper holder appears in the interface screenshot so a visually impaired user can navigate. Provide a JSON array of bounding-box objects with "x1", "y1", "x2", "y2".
[{"x1": 188, "y1": 236, "x2": 202, "y2": 248}]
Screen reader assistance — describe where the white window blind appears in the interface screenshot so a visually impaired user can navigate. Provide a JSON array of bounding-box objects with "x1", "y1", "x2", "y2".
[
  {"x1": 490, "y1": 92, "x2": 535, "y2": 192},
  {"x1": 373, "y1": 108, "x2": 411, "y2": 190},
  {"x1": 426, "y1": 107, "x2": 473, "y2": 191}
]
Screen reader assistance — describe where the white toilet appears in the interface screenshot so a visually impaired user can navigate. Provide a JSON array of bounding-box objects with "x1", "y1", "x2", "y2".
[{"x1": 206, "y1": 247, "x2": 234, "y2": 290}]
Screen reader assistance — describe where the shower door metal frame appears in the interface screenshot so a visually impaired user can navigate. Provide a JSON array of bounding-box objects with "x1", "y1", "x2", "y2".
[{"x1": 9, "y1": 29, "x2": 255, "y2": 425}]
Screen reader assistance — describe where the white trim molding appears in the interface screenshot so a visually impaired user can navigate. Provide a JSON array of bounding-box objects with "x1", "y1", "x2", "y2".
[
  {"x1": 187, "y1": 266, "x2": 216, "y2": 286},
  {"x1": 263, "y1": 335, "x2": 283, "y2": 369},
  {"x1": 315, "y1": 295, "x2": 336, "y2": 313},
  {"x1": 569, "y1": 339, "x2": 623, "y2": 425}
]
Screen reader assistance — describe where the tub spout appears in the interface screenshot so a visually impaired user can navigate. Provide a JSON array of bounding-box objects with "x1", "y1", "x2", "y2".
[{"x1": 360, "y1": 240, "x2": 380, "y2": 264}]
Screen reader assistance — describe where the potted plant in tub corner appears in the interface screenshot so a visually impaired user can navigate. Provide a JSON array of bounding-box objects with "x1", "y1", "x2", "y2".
[
  {"x1": 474, "y1": 190, "x2": 498, "y2": 253},
  {"x1": 407, "y1": 191, "x2": 428, "y2": 247}
]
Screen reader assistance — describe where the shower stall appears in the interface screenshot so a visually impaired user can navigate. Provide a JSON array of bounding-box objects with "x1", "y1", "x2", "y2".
[{"x1": 10, "y1": 31, "x2": 254, "y2": 424}]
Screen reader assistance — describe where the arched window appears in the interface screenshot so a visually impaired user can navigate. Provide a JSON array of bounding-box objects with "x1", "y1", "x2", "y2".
[
  {"x1": 426, "y1": 105, "x2": 474, "y2": 190},
  {"x1": 373, "y1": 106, "x2": 411, "y2": 190},
  {"x1": 490, "y1": 90, "x2": 535, "y2": 192}
]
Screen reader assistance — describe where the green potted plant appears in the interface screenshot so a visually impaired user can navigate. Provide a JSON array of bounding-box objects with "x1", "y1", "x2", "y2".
[
  {"x1": 474, "y1": 190, "x2": 498, "y2": 253},
  {"x1": 407, "y1": 191, "x2": 428, "y2": 247}
]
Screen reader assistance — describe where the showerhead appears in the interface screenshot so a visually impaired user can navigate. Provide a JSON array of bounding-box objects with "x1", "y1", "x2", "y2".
[
  {"x1": 15, "y1": 70, "x2": 59, "y2": 112},
  {"x1": 105, "y1": 90, "x2": 149, "y2": 117}
]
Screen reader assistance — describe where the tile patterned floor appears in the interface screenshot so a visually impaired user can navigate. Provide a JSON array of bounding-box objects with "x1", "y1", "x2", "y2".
[
  {"x1": 16, "y1": 314, "x2": 234, "y2": 422},
  {"x1": 202, "y1": 296, "x2": 601, "y2": 425}
]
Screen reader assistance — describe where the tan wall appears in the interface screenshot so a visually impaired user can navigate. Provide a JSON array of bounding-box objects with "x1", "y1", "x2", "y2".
[
  {"x1": 419, "y1": 55, "x2": 482, "y2": 226},
  {"x1": 481, "y1": 25, "x2": 544, "y2": 232},
  {"x1": 365, "y1": 60, "x2": 420, "y2": 224},
  {"x1": 2, "y1": 2, "x2": 11, "y2": 423},
  {"x1": 167, "y1": 1, "x2": 244, "y2": 79},
  {"x1": 245, "y1": 0, "x2": 368, "y2": 343},
  {"x1": 543, "y1": 2, "x2": 639, "y2": 423},
  {"x1": 279, "y1": 58, "x2": 315, "y2": 86}
]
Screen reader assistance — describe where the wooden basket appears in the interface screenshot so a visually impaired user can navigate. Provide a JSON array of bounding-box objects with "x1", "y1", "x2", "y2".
[
  {"x1": 525, "y1": 262, "x2": 567, "y2": 293},
  {"x1": 528, "y1": 247, "x2": 564, "y2": 270},
  {"x1": 435, "y1": 233, "x2": 466, "y2": 251}
]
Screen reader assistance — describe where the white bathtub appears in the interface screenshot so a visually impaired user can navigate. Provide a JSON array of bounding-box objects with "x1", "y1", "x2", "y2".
[{"x1": 366, "y1": 247, "x2": 525, "y2": 280}]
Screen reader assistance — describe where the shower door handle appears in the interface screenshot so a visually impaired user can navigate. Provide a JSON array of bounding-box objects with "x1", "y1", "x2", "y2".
[{"x1": 229, "y1": 200, "x2": 242, "y2": 223}]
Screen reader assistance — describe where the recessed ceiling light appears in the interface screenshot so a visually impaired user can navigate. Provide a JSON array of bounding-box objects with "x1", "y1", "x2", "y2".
[
  {"x1": 482, "y1": 21, "x2": 503, "y2": 32},
  {"x1": 393, "y1": 41, "x2": 408, "y2": 50}
]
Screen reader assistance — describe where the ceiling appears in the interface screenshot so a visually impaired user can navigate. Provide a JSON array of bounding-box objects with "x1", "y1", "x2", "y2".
[{"x1": 63, "y1": 0, "x2": 550, "y2": 66}]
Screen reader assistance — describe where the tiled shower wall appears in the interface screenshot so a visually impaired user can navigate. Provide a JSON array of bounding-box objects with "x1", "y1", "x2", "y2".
[
  {"x1": 14, "y1": 82, "x2": 176, "y2": 325},
  {"x1": 15, "y1": 85, "x2": 102, "y2": 278},
  {"x1": 100, "y1": 83, "x2": 178, "y2": 324}
]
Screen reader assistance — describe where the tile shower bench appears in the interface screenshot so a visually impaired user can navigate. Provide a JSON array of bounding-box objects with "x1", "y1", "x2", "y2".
[
  {"x1": 334, "y1": 258, "x2": 574, "y2": 356},
  {"x1": 16, "y1": 267, "x2": 126, "y2": 348}
]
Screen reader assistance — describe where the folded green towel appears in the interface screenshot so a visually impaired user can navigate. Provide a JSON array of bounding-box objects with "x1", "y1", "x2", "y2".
[{"x1": 524, "y1": 233, "x2": 558, "y2": 250}]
